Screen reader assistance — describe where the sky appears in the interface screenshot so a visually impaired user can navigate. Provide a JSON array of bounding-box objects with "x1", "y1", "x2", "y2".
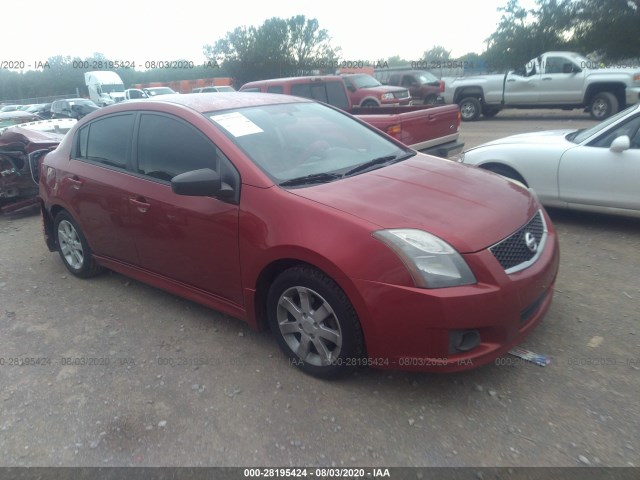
[{"x1": 2, "y1": 0, "x2": 537, "y2": 69}]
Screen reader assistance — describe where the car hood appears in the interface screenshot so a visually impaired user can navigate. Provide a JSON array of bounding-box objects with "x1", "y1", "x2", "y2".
[
  {"x1": 471, "y1": 129, "x2": 576, "y2": 149},
  {"x1": 289, "y1": 155, "x2": 538, "y2": 253}
]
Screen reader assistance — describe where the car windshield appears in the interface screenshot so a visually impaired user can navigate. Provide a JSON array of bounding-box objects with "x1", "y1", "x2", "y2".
[
  {"x1": 569, "y1": 105, "x2": 640, "y2": 143},
  {"x1": 349, "y1": 75, "x2": 382, "y2": 89},
  {"x1": 416, "y1": 71, "x2": 439, "y2": 84},
  {"x1": 208, "y1": 102, "x2": 412, "y2": 186}
]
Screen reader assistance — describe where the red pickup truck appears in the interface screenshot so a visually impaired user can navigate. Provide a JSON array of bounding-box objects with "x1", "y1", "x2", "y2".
[{"x1": 240, "y1": 76, "x2": 463, "y2": 158}]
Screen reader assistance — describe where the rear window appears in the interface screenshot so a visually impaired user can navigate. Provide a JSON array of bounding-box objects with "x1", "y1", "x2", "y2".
[{"x1": 290, "y1": 81, "x2": 349, "y2": 111}]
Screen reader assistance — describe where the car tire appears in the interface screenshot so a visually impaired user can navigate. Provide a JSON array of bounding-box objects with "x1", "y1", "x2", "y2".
[
  {"x1": 459, "y1": 97, "x2": 481, "y2": 121},
  {"x1": 361, "y1": 100, "x2": 379, "y2": 108},
  {"x1": 423, "y1": 95, "x2": 439, "y2": 105},
  {"x1": 54, "y1": 211, "x2": 104, "y2": 278},
  {"x1": 267, "y1": 266, "x2": 364, "y2": 378},
  {"x1": 589, "y1": 92, "x2": 618, "y2": 120},
  {"x1": 483, "y1": 165, "x2": 528, "y2": 187}
]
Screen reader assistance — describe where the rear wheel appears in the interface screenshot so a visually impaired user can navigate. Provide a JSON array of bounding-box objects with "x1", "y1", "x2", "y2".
[
  {"x1": 54, "y1": 211, "x2": 104, "y2": 278},
  {"x1": 459, "y1": 97, "x2": 481, "y2": 121},
  {"x1": 589, "y1": 92, "x2": 618, "y2": 120},
  {"x1": 267, "y1": 266, "x2": 364, "y2": 378}
]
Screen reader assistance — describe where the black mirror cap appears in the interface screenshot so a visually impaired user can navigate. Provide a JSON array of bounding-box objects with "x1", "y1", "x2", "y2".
[{"x1": 172, "y1": 168, "x2": 223, "y2": 197}]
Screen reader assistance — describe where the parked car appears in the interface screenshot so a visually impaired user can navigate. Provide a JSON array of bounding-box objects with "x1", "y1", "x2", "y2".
[
  {"x1": 0, "y1": 105, "x2": 22, "y2": 113},
  {"x1": 378, "y1": 70, "x2": 444, "y2": 105},
  {"x1": 0, "y1": 111, "x2": 41, "y2": 129},
  {"x1": 1, "y1": 125, "x2": 62, "y2": 211},
  {"x1": 51, "y1": 98, "x2": 100, "y2": 119},
  {"x1": 442, "y1": 51, "x2": 640, "y2": 121},
  {"x1": 143, "y1": 87, "x2": 177, "y2": 97},
  {"x1": 460, "y1": 103, "x2": 640, "y2": 217},
  {"x1": 193, "y1": 86, "x2": 236, "y2": 93},
  {"x1": 240, "y1": 76, "x2": 463, "y2": 158},
  {"x1": 39, "y1": 93, "x2": 559, "y2": 378},
  {"x1": 340, "y1": 74, "x2": 410, "y2": 107}
]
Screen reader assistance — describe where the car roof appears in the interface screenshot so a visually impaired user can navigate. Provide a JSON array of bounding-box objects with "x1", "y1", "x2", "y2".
[{"x1": 124, "y1": 92, "x2": 313, "y2": 113}]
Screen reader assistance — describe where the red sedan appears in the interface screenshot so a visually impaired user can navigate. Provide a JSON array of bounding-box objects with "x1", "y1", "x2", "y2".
[{"x1": 39, "y1": 93, "x2": 559, "y2": 378}]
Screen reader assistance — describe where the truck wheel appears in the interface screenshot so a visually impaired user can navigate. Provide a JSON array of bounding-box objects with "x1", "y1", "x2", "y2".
[
  {"x1": 589, "y1": 92, "x2": 618, "y2": 120},
  {"x1": 459, "y1": 97, "x2": 481, "y2": 121},
  {"x1": 423, "y1": 95, "x2": 438, "y2": 105},
  {"x1": 361, "y1": 100, "x2": 379, "y2": 108}
]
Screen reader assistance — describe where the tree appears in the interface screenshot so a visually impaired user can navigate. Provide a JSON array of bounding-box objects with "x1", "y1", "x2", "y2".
[
  {"x1": 203, "y1": 16, "x2": 340, "y2": 86},
  {"x1": 484, "y1": 0, "x2": 573, "y2": 71},
  {"x1": 385, "y1": 55, "x2": 410, "y2": 67},
  {"x1": 421, "y1": 46, "x2": 451, "y2": 62},
  {"x1": 572, "y1": 0, "x2": 640, "y2": 60}
]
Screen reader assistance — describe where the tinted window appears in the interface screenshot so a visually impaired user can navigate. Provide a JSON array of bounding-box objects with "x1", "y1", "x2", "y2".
[
  {"x1": 325, "y1": 82, "x2": 350, "y2": 110},
  {"x1": 267, "y1": 86, "x2": 283, "y2": 94},
  {"x1": 79, "y1": 114, "x2": 134, "y2": 168},
  {"x1": 137, "y1": 113, "x2": 217, "y2": 181},
  {"x1": 590, "y1": 115, "x2": 640, "y2": 148}
]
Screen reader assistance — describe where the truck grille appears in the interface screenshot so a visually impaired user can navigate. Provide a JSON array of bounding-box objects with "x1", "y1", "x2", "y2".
[
  {"x1": 489, "y1": 210, "x2": 547, "y2": 274},
  {"x1": 394, "y1": 90, "x2": 410, "y2": 99}
]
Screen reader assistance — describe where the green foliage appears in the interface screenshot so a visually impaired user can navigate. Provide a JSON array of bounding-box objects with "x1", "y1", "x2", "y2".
[
  {"x1": 421, "y1": 46, "x2": 451, "y2": 62},
  {"x1": 203, "y1": 15, "x2": 340, "y2": 85},
  {"x1": 485, "y1": 0, "x2": 640, "y2": 71}
]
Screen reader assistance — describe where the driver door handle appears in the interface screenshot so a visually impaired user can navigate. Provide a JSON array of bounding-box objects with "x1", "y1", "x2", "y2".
[{"x1": 129, "y1": 197, "x2": 150, "y2": 213}]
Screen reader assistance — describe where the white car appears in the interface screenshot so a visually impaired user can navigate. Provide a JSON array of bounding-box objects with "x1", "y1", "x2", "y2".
[{"x1": 460, "y1": 104, "x2": 640, "y2": 217}]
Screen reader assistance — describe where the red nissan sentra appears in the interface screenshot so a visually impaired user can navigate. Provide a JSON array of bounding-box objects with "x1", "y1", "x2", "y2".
[{"x1": 39, "y1": 93, "x2": 559, "y2": 378}]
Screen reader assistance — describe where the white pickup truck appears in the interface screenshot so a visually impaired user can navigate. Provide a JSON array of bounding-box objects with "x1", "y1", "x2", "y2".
[{"x1": 442, "y1": 51, "x2": 640, "y2": 121}]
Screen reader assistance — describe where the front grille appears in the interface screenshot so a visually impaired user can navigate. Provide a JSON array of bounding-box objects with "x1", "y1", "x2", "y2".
[
  {"x1": 394, "y1": 91, "x2": 409, "y2": 99},
  {"x1": 490, "y1": 210, "x2": 547, "y2": 274}
]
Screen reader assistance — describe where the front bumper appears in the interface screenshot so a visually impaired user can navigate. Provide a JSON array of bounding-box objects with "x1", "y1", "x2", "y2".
[
  {"x1": 626, "y1": 87, "x2": 640, "y2": 106},
  {"x1": 353, "y1": 212, "x2": 560, "y2": 372}
]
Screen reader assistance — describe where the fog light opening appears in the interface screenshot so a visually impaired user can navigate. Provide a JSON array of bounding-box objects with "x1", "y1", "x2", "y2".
[{"x1": 448, "y1": 329, "x2": 481, "y2": 353}]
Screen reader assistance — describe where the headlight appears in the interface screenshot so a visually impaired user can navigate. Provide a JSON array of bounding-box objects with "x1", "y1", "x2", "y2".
[
  {"x1": 373, "y1": 229, "x2": 476, "y2": 288},
  {"x1": 454, "y1": 151, "x2": 466, "y2": 163},
  {"x1": 381, "y1": 93, "x2": 394, "y2": 100}
]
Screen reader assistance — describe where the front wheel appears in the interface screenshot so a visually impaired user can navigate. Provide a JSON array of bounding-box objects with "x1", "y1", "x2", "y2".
[
  {"x1": 54, "y1": 211, "x2": 104, "y2": 278},
  {"x1": 360, "y1": 100, "x2": 379, "y2": 108},
  {"x1": 589, "y1": 92, "x2": 618, "y2": 120},
  {"x1": 459, "y1": 97, "x2": 481, "y2": 121},
  {"x1": 267, "y1": 266, "x2": 364, "y2": 378}
]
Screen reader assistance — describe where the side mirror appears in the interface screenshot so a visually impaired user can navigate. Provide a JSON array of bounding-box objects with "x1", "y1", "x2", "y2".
[
  {"x1": 171, "y1": 168, "x2": 234, "y2": 200},
  {"x1": 346, "y1": 85, "x2": 356, "y2": 92},
  {"x1": 572, "y1": 65, "x2": 582, "y2": 74},
  {"x1": 610, "y1": 135, "x2": 630, "y2": 153}
]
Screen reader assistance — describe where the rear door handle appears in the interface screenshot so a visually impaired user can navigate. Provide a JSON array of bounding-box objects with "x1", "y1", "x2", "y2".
[{"x1": 129, "y1": 197, "x2": 150, "y2": 213}]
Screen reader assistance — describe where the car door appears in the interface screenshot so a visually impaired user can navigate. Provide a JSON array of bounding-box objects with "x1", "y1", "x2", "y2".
[
  {"x1": 126, "y1": 112, "x2": 243, "y2": 304},
  {"x1": 503, "y1": 69, "x2": 540, "y2": 104},
  {"x1": 66, "y1": 113, "x2": 140, "y2": 264},
  {"x1": 537, "y1": 56, "x2": 584, "y2": 104},
  {"x1": 558, "y1": 113, "x2": 640, "y2": 209}
]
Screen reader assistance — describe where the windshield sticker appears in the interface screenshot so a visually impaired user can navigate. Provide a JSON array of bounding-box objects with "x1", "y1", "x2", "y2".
[{"x1": 211, "y1": 112, "x2": 263, "y2": 137}]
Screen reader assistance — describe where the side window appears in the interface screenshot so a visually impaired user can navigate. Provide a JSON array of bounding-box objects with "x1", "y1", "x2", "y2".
[
  {"x1": 590, "y1": 115, "x2": 640, "y2": 149},
  {"x1": 401, "y1": 76, "x2": 413, "y2": 87},
  {"x1": 544, "y1": 57, "x2": 571, "y2": 74},
  {"x1": 267, "y1": 86, "x2": 283, "y2": 94},
  {"x1": 291, "y1": 84, "x2": 312, "y2": 99},
  {"x1": 137, "y1": 113, "x2": 218, "y2": 181},
  {"x1": 75, "y1": 114, "x2": 134, "y2": 169},
  {"x1": 325, "y1": 82, "x2": 350, "y2": 110},
  {"x1": 388, "y1": 74, "x2": 400, "y2": 85}
]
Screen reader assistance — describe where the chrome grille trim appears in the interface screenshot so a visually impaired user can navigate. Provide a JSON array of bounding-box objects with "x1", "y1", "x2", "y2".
[{"x1": 489, "y1": 210, "x2": 548, "y2": 274}]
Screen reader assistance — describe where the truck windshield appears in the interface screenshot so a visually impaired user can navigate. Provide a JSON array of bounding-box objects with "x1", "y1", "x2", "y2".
[
  {"x1": 101, "y1": 84, "x2": 124, "y2": 93},
  {"x1": 208, "y1": 102, "x2": 411, "y2": 185}
]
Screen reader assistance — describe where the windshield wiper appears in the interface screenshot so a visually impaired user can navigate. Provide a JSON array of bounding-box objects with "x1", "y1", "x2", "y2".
[
  {"x1": 344, "y1": 152, "x2": 415, "y2": 177},
  {"x1": 279, "y1": 172, "x2": 342, "y2": 187}
]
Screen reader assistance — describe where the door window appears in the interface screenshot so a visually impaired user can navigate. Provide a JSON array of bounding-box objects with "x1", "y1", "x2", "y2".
[{"x1": 74, "y1": 114, "x2": 134, "y2": 169}]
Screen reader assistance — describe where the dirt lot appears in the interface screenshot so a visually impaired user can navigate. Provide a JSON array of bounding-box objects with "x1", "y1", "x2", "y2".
[{"x1": 1, "y1": 109, "x2": 639, "y2": 467}]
